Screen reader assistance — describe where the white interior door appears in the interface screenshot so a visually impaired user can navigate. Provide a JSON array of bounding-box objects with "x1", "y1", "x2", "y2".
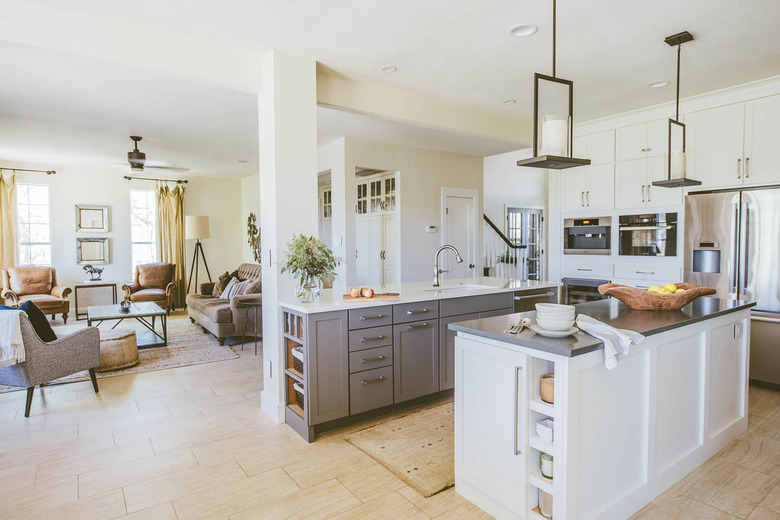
[
  {"x1": 443, "y1": 191, "x2": 476, "y2": 280},
  {"x1": 368, "y1": 214, "x2": 383, "y2": 286},
  {"x1": 383, "y1": 213, "x2": 397, "y2": 285},
  {"x1": 355, "y1": 216, "x2": 370, "y2": 286}
]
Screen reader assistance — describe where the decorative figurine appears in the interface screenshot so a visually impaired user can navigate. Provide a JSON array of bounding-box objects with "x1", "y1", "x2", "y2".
[{"x1": 83, "y1": 264, "x2": 103, "y2": 281}]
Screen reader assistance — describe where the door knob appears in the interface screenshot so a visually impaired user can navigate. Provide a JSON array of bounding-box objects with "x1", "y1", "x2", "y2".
[{"x1": 469, "y1": 263, "x2": 475, "y2": 269}]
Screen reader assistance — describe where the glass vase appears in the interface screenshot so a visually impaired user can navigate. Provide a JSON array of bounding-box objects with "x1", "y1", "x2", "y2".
[{"x1": 296, "y1": 276, "x2": 318, "y2": 303}]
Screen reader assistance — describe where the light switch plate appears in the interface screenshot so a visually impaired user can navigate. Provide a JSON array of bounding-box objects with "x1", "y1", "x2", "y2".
[
  {"x1": 334, "y1": 236, "x2": 343, "y2": 247},
  {"x1": 426, "y1": 226, "x2": 437, "y2": 233}
]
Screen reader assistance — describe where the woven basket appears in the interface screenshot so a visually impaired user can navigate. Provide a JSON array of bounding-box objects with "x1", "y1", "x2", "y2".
[
  {"x1": 597, "y1": 283, "x2": 716, "y2": 311},
  {"x1": 97, "y1": 329, "x2": 139, "y2": 372}
]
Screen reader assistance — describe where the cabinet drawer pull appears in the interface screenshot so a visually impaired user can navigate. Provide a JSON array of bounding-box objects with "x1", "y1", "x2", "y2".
[
  {"x1": 360, "y1": 335, "x2": 385, "y2": 342},
  {"x1": 513, "y1": 291, "x2": 557, "y2": 301},
  {"x1": 513, "y1": 366, "x2": 523, "y2": 455},
  {"x1": 361, "y1": 376, "x2": 385, "y2": 385},
  {"x1": 745, "y1": 157, "x2": 750, "y2": 178},
  {"x1": 577, "y1": 268, "x2": 593, "y2": 272},
  {"x1": 408, "y1": 322, "x2": 431, "y2": 330},
  {"x1": 406, "y1": 309, "x2": 430, "y2": 315},
  {"x1": 586, "y1": 190, "x2": 590, "y2": 206},
  {"x1": 636, "y1": 271, "x2": 655, "y2": 275},
  {"x1": 361, "y1": 355, "x2": 386, "y2": 363},
  {"x1": 737, "y1": 158, "x2": 741, "y2": 179},
  {"x1": 360, "y1": 314, "x2": 385, "y2": 321},
  {"x1": 641, "y1": 184, "x2": 645, "y2": 202},
  {"x1": 581, "y1": 191, "x2": 585, "y2": 206}
]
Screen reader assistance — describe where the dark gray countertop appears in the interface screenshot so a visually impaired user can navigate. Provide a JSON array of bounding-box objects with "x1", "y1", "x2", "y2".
[{"x1": 449, "y1": 297, "x2": 756, "y2": 357}]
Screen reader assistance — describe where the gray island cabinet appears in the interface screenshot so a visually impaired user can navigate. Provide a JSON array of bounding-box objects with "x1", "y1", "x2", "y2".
[{"x1": 279, "y1": 278, "x2": 560, "y2": 442}]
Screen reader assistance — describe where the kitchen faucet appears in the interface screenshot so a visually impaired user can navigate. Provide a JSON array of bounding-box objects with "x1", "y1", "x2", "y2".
[{"x1": 433, "y1": 245, "x2": 464, "y2": 287}]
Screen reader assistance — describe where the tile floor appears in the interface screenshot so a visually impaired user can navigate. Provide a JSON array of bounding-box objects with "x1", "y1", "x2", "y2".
[{"x1": 0, "y1": 315, "x2": 778, "y2": 520}]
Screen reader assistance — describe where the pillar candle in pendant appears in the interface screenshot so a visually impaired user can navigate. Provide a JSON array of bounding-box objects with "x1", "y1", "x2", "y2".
[
  {"x1": 671, "y1": 151, "x2": 686, "y2": 179},
  {"x1": 541, "y1": 114, "x2": 569, "y2": 156}
]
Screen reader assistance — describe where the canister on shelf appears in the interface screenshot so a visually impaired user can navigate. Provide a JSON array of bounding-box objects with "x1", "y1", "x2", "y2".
[
  {"x1": 541, "y1": 374, "x2": 555, "y2": 403},
  {"x1": 541, "y1": 452, "x2": 553, "y2": 479},
  {"x1": 540, "y1": 490, "x2": 553, "y2": 518}
]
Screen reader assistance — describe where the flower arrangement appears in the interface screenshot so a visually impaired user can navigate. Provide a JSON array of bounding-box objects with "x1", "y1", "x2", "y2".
[{"x1": 281, "y1": 234, "x2": 340, "y2": 302}]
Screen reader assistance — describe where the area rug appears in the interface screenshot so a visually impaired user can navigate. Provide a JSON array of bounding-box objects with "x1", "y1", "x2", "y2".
[
  {"x1": 345, "y1": 402, "x2": 455, "y2": 497},
  {"x1": 0, "y1": 317, "x2": 241, "y2": 393}
]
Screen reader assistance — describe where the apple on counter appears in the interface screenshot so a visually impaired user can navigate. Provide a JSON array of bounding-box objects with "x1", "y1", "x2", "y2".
[
  {"x1": 350, "y1": 287, "x2": 360, "y2": 298},
  {"x1": 361, "y1": 287, "x2": 374, "y2": 298}
]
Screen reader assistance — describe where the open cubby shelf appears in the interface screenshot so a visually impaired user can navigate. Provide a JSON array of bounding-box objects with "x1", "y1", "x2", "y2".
[
  {"x1": 529, "y1": 435, "x2": 555, "y2": 456},
  {"x1": 283, "y1": 310, "x2": 307, "y2": 421},
  {"x1": 529, "y1": 506, "x2": 548, "y2": 520},
  {"x1": 285, "y1": 368, "x2": 303, "y2": 382},
  {"x1": 529, "y1": 470, "x2": 554, "y2": 494}
]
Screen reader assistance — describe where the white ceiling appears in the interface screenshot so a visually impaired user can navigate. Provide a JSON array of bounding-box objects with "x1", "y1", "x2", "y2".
[
  {"x1": 317, "y1": 107, "x2": 521, "y2": 157},
  {"x1": 17, "y1": 0, "x2": 780, "y2": 123},
  {"x1": 0, "y1": 41, "x2": 259, "y2": 177}
]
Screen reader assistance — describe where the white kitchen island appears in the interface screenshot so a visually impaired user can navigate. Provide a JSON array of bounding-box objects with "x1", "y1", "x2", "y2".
[{"x1": 450, "y1": 297, "x2": 755, "y2": 520}]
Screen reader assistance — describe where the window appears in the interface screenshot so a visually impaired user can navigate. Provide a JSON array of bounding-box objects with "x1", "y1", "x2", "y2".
[
  {"x1": 506, "y1": 207, "x2": 544, "y2": 280},
  {"x1": 130, "y1": 190, "x2": 158, "y2": 272},
  {"x1": 17, "y1": 184, "x2": 51, "y2": 266}
]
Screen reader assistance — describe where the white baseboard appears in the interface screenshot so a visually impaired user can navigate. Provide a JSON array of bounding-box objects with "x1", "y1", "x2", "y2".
[{"x1": 260, "y1": 390, "x2": 285, "y2": 423}]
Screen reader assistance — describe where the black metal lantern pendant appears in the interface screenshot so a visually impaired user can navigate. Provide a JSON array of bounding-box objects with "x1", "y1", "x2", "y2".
[
  {"x1": 517, "y1": 0, "x2": 590, "y2": 170},
  {"x1": 652, "y1": 31, "x2": 702, "y2": 188}
]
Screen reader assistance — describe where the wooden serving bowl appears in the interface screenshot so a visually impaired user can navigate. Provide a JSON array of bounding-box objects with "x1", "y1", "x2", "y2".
[{"x1": 597, "y1": 283, "x2": 716, "y2": 311}]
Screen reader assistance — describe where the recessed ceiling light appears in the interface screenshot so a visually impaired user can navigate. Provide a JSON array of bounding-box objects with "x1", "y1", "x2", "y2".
[
  {"x1": 510, "y1": 24, "x2": 538, "y2": 38},
  {"x1": 503, "y1": 99, "x2": 517, "y2": 105},
  {"x1": 649, "y1": 80, "x2": 670, "y2": 88},
  {"x1": 381, "y1": 65, "x2": 398, "y2": 73}
]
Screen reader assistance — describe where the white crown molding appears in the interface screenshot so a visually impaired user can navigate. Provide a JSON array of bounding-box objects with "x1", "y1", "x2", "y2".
[{"x1": 574, "y1": 75, "x2": 780, "y2": 135}]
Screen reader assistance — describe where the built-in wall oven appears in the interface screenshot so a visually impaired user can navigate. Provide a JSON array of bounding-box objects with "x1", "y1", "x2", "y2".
[
  {"x1": 563, "y1": 217, "x2": 612, "y2": 255},
  {"x1": 562, "y1": 277, "x2": 611, "y2": 305},
  {"x1": 618, "y1": 213, "x2": 678, "y2": 256}
]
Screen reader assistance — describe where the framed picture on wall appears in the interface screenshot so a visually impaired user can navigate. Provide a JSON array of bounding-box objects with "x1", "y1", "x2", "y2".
[
  {"x1": 77, "y1": 237, "x2": 109, "y2": 265},
  {"x1": 75, "y1": 204, "x2": 109, "y2": 232}
]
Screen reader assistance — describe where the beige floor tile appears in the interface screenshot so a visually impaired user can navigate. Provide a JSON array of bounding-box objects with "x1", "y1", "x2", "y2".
[
  {"x1": 629, "y1": 493, "x2": 739, "y2": 519},
  {"x1": 228, "y1": 479, "x2": 361, "y2": 520},
  {"x1": 398, "y1": 486, "x2": 471, "y2": 518},
  {"x1": 190, "y1": 426, "x2": 292, "y2": 465},
  {"x1": 149, "y1": 419, "x2": 260, "y2": 454},
  {"x1": 749, "y1": 386, "x2": 780, "y2": 418},
  {"x1": 753, "y1": 413, "x2": 780, "y2": 442},
  {"x1": 7, "y1": 488, "x2": 126, "y2": 520},
  {"x1": 718, "y1": 433, "x2": 780, "y2": 478},
  {"x1": 746, "y1": 507, "x2": 780, "y2": 520},
  {"x1": 123, "y1": 459, "x2": 247, "y2": 513},
  {"x1": 761, "y1": 484, "x2": 780, "y2": 513},
  {"x1": 328, "y1": 490, "x2": 429, "y2": 520},
  {"x1": 36, "y1": 438, "x2": 154, "y2": 483},
  {"x1": 0, "y1": 422, "x2": 78, "y2": 455},
  {"x1": 0, "y1": 476, "x2": 78, "y2": 519},
  {"x1": 172, "y1": 467, "x2": 300, "y2": 520},
  {"x1": 79, "y1": 447, "x2": 199, "y2": 498},
  {"x1": 235, "y1": 435, "x2": 323, "y2": 476},
  {"x1": 337, "y1": 462, "x2": 407, "y2": 503},
  {"x1": 120, "y1": 502, "x2": 178, "y2": 520},
  {"x1": 282, "y1": 442, "x2": 376, "y2": 489},
  {"x1": 432, "y1": 502, "x2": 494, "y2": 520},
  {"x1": 113, "y1": 412, "x2": 208, "y2": 445},
  {"x1": 709, "y1": 467, "x2": 777, "y2": 518},
  {"x1": 677, "y1": 459, "x2": 743, "y2": 503}
]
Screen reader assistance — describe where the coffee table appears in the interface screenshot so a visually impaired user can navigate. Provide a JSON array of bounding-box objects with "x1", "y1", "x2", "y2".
[{"x1": 87, "y1": 302, "x2": 167, "y2": 348}]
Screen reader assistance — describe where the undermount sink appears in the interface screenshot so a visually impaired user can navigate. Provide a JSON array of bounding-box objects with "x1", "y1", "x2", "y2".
[{"x1": 424, "y1": 284, "x2": 495, "y2": 292}]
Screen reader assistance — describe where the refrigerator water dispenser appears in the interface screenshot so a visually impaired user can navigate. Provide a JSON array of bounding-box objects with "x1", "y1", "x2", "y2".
[{"x1": 692, "y1": 246, "x2": 720, "y2": 274}]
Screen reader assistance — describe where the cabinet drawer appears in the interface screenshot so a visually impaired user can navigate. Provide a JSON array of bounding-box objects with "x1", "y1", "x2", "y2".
[
  {"x1": 561, "y1": 262, "x2": 614, "y2": 279},
  {"x1": 350, "y1": 366, "x2": 393, "y2": 415},
  {"x1": 614, "y1": 264, "x2": 681, "y2": 282},
  {"x1": 348, "y1": 325, "x2": 393, "y2": 352},
  {"x1": 393, "y1": 301, "x2": 439, "y2": 324},
  {"x1": 349, "y1": 345, "x2": 393, "y2": 373},
  {"x1": 440, "y1": 293, "x2": 513, "y2": 317},
  {"x1": 348, "y1": 305, "x2": 393, "y2": 330}
]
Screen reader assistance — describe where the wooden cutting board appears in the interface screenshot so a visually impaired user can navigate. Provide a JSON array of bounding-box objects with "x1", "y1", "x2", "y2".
[{"x1": 343, "y1": 293, "x2": 400, "y2": 302}]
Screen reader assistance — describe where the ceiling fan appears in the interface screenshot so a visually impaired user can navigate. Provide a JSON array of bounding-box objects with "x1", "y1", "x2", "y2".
[{"x1": 126, "y1": 136, "x2": 189, "y2": 172}]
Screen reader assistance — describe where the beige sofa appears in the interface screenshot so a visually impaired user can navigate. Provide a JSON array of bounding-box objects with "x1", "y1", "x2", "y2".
[{"x1": 186, "y1": 263, "x2": 262, "y2": 345}]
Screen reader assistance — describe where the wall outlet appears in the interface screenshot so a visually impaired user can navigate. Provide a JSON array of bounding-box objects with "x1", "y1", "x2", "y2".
[
  {"x1": 426, "y1": 226, "x2": 437, "y2": 233},
  {"x1": 334, "y1": 236, "x2": 343, "y2": 247}
]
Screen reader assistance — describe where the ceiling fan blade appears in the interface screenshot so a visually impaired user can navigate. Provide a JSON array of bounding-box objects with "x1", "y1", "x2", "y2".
[{"x1": 145, "y1": 165, "x2": 191, "y2": 173}]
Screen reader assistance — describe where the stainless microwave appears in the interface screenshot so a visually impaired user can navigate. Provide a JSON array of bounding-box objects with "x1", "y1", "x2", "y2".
[
  {"x1": 563, "y1": 217, "x2": 612, "y2": 255},
  {"x1": 618, "y1": 213, "x2": 678, "y2": 256}
]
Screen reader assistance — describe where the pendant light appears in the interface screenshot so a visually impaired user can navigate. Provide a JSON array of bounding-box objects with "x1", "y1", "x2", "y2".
[
  {"x1": 652, "y1": 31, "x2": 702, "y2": 188},
  {"x1": 517, "y1": 0, "x2": 590, "y2": 170}
]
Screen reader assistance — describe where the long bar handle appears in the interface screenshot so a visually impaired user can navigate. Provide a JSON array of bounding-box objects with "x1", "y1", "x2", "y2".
[
  {"x1": 361, "y1": 355, "x2": 386, "y2": 363},
  {"x1": 636, "y1": 271, "x2": 655, "y2": 275},
  {"x1": 740, "y1": 202, "x2": 749, "y2": 295},
  {"x1": 641, "y1": 184, "x2": 645, "y2": 203},
  {"x1": 586, "y1": 191, "x2": 590, "y2": 206},
  {"x1": 513, "y1": 292, "x2": 557, "y2": 301},
  {"x1": 745, "y1": 157, "x2": 750, "y2": 178},
  {"x1": 581, "y1": 191, "x2": 585, "y2": 206},
  {"x1": 737, "y1": 158, "x2": 742, "y2": 179},
  {"x1": 360, "y1": 335, "x2": 385, "y2": 342},
  {"x1": 514, "y1": 366, "x2": 523, "y2": 455},
  {"x1": 577, "y1": 268, "x2": 593, "y2": 272},
  {"x1": 406, "y1": 309, "x2": 430, "y2": 315},
  {"x1": 361, "y1": 376, "x2": 385, "y2": 385},
  {"x1": 730, "y1": 203, "x2": 740, "y2": 293},
  {"x1": 408, "y1": 322, "x2": 431, "y2": 330},
  {"x1": 360, "y1": 314, "x2": 385, "y2": 321}
]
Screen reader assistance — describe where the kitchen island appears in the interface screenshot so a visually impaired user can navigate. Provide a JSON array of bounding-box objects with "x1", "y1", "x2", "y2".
[
  {"x1": 278, "y1": 277, "x2": 560, "y2": 442},
  {"x1": 450, "y1": 297, "x2": 755, "y2": 520}
]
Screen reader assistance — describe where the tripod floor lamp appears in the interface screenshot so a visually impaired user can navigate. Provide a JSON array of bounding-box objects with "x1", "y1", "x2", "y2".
[{"x1": 185, "y1": 215, "x2": 212, "y2": 293}]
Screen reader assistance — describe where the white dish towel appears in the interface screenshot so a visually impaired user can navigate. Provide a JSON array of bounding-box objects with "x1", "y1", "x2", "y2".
[
  {"x1": 576, "y1": 314, "x2": 645, "y2": 370},
  {"x1": 0, "y1": 310, "x2": 25, "y2": 368}
]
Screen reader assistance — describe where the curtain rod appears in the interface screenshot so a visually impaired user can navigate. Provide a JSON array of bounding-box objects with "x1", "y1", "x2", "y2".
[
  {"x1": 0, "y1": 167, "x2": 56, "y2": 175},
  {"x1": 123, "y1": 175, "x2": 188, "y2": 184}
]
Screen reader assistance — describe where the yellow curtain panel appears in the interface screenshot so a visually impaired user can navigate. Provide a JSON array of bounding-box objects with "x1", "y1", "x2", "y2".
[
  {"x1": 155, "y1": 183, "x2": 186, "y2": 309},
  {"x1": 0, "y1": 174, "x2": 17, "y2": 270}
]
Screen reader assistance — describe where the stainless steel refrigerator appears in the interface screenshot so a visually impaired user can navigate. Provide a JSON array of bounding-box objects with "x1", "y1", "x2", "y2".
[{"x1": 685, "y1": 187, "x2": 780, "y2": 386}]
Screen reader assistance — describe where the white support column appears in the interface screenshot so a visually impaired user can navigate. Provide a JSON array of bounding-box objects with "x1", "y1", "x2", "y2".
[{"x1": 258, "y1": 51, "x2": 319, "y2": 422}]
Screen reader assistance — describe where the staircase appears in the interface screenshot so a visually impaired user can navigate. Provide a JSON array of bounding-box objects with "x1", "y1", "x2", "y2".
[{"x1": 483, "y1": 215, "x2": 527, "y2": 279}]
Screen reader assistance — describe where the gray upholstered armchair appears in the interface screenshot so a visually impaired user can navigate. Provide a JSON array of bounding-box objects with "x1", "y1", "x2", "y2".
[{"x1": 0, "y1": 313, "x2": 100, "y2": 417}]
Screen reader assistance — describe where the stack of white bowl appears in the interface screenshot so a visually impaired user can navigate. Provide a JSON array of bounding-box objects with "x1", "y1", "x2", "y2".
[{"x1": 535, "y1": 303, "x2": 576, "y2": 331}]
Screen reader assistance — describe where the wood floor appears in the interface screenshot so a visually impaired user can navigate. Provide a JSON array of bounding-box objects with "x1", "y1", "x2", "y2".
[{"x1": 0, "y1": 316, "x2": 778, "y2": 520}]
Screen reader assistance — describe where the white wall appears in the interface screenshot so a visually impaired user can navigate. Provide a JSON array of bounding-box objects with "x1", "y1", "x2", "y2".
[
  {"x1": 321, "y1": 137, "x2": 484, "y2": 285},
  {"x1": 482, "y1": 148, "x2": 546, "y2": 224},
  {"x1": 240, "y1": 172, "x2": 261, "y2": 263},
  {"x1": 3, "y1": 160, "x2": 245, "y2": 310}
]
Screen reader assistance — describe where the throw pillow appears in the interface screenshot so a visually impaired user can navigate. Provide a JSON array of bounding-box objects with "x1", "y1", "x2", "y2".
[
  {"x1": 0, "y1": 301, "x2": 57, "y2": 342},
  {"x1": 243, "y1": 280, "x2": 262, "y2": 295},
  {"x1": 220, "y1": 278, "x2": 250, "y2": 300},
  {"x1": 212, "y1": 271, "x2": 231, "y2": 297}
]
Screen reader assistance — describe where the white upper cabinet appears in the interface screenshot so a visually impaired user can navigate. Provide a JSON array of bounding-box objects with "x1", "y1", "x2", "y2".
[
  {"x1": 647, "y1": 155, "x2": 683, "y2": 206},
  {"x1": 561, "y1": 164, "x2": 614, "y2": 212},
  {"x1": 615, "y1": 159, "x2": 647, "y2": 209},
  {"x1": 573, "y1": 130, "x2": 614, "y2": 165},
  {"x1": 744, "y1": 94, "x2": 780, "y2": 186},
  {"x1": 616, "y1": 119, "x2": 668, "y2": 162},
  {"x1": 561, "y1": 169, "x2": 589, "y2": 210},
  {"x1": 687, "y1": 103, "x2": 745, "y2": 189}
]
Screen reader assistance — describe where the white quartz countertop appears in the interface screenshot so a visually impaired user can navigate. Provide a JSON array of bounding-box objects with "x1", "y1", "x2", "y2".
[{"x1": 279, "y1": 277, "x2": 561, "y2": 314}]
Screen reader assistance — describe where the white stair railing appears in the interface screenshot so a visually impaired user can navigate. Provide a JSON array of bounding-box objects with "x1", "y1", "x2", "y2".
[{"x1": 483, "y1": 215, "x2": 527, "y2": 280}]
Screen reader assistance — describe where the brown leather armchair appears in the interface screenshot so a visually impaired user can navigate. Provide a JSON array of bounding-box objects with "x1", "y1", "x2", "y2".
[
  {"x1": 122, "y1": 263, "x2": 176, "y2": 315},
  {"x1": 2, "y1": 267, "x2": 72, "y2": 323}
]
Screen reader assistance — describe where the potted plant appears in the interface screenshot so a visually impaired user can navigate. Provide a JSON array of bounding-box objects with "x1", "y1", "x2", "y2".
[{"x1": 281, "y1": 234, "x2": 340, "y2": 303}]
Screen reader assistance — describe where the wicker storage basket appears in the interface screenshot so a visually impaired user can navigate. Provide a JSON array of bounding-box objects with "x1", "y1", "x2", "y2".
[
  {"x1": 291, "y1": 346, "x2": 304, "y2": 374},
  {"x1": 293, "y1": 382, "x2": 305, "y2": 409}
]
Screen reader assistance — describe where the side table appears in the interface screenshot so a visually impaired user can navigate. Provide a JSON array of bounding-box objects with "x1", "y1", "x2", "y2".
[
  {"x1": 75, "y1": 281, "x2": 118, "y2": 321},
  {"x1": 238, "y1": 298, "x2": 262, "y2": 355}
]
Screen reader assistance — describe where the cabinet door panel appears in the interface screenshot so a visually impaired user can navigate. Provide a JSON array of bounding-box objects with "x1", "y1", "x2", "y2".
[
  {"x1": 689, "y1": 103, "x2": 745, "y2": 189},
  {"x1": 383, "y1": 213, "x2": 397, "y2": 285},
  {"x1": 307, "y1": 311, "x2": 349, "y2": 425},
  {"x1": 709, "y1": 321, "x2": 747, "y2": 437},
  {"x1": 616, "y1": 122, "x2": 648, "y2": 162},
  {"x1": 439, "y1": 313, "x2": 480, "y2": 391},
  {"x1": 615, "y1": 159, "x2": 648, "y2": 210},
  {"x1": 647, "y1": 155, "x2": 682, "y2": 207},
  {"x1": 355, "y1": 216, "x2": 370, "y2": 286},
  {"x1": 394, "y1": 320, "x2": 439, "y2": 402},
  {"x1": 646, "y1": 118, "x2": 668, "y2": 157},
  {"x1": 588, "y1": 129, "x2": 615, "y2": 165},
  {"x1": 744, "y1": 95, "x2": 780, "y2": 186},
  {"x1": 585, "y1": 163, "x2": 615, "y2": 211},
  {"x1": 350, "y1": 366, "x2": 393, "y2": 415},
  {"x1": 561, "y1": 170, "x2": 588, "y2": 211}
]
